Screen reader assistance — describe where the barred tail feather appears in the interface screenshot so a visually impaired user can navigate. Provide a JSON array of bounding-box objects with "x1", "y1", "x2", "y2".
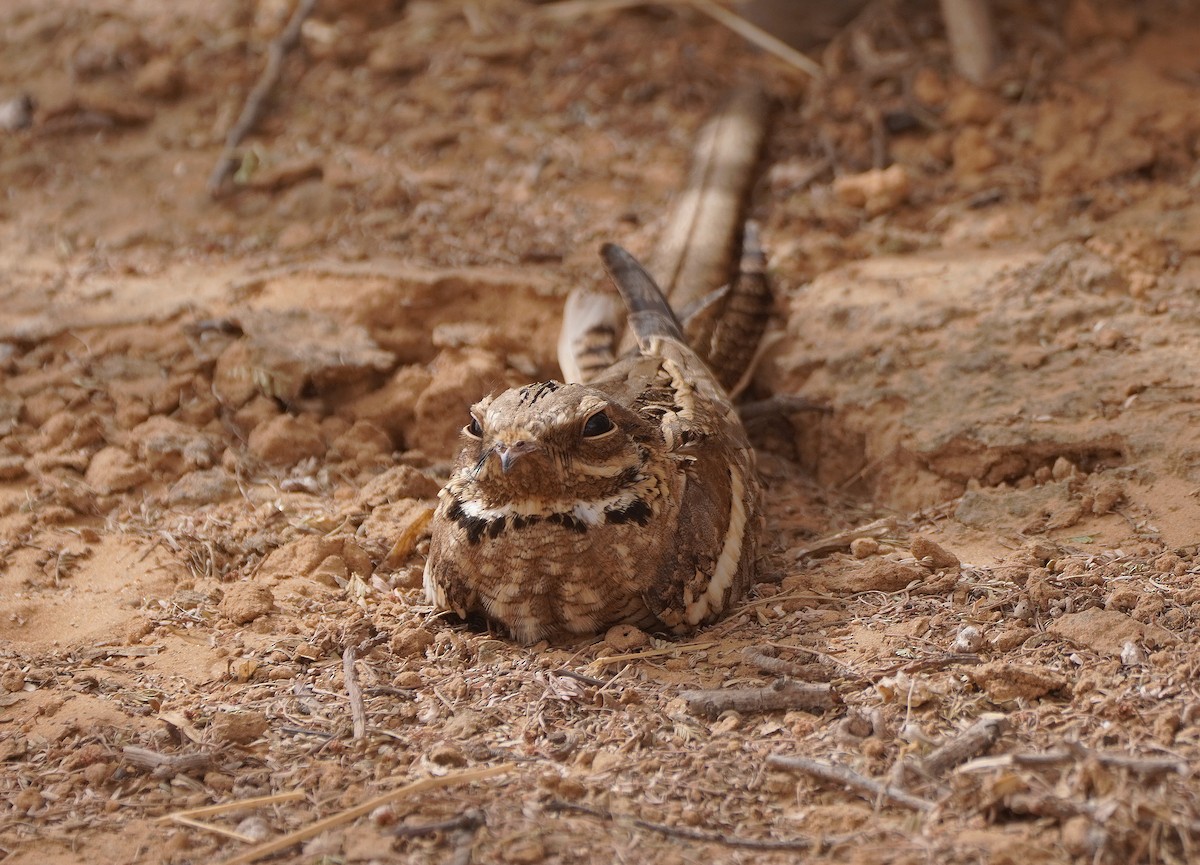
[
  {"x1": 599, "y1": 243, "x2": 685, "y2": 348},
  {"x1": 558, "y1": 288, "x2": 621, "y2": 383}
]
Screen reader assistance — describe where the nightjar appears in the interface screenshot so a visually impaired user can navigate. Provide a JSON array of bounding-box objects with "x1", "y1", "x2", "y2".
[{"x1": 423, "y1": 241, "x2": 766, "y2": 644}]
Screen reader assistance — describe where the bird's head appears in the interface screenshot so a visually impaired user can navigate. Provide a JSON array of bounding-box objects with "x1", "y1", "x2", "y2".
[{"x1": 453, "y1": 380, "x2": 650, "y2": 508}]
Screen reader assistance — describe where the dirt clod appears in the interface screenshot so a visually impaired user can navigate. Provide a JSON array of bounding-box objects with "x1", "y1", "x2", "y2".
[
  {"x1": 218, "y1": 583, "x2": 276, "y2": 624},
  {"x1": 910, "y1": 536, "x2": 960, "y2": 569},
  {"x1": 209, "y1": 710, "x2": 269, "y2": 745},
  {"x1": 85, "y1": 446, "x2": 151, "y2": 494},
  {"x1": 248, "y1": 414, "x2": 326, "y2": 466}
]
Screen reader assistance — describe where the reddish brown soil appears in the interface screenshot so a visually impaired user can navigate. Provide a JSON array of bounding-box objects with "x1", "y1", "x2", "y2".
[{"x1": 2, "y1": 1, "x2": 1199, "y2": 863}]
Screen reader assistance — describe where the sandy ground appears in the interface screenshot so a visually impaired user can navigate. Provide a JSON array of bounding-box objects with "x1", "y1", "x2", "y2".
[{"x1": 2, "y1": 1, "x2": 1199, "y2": 863}]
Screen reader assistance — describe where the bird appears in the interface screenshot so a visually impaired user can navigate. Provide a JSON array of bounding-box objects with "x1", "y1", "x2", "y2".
[{"x1": 422, "y1": 240, "x2": 766, "y2": 644}]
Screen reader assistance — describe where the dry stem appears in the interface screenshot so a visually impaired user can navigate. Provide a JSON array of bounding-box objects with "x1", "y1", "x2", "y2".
[
  {"x1": 342, "y1": 645, "x2": 367, "y2": 740},
  {"x1": 216, "y1": 764, "x2": 513, "y2": 865},
  {"x1": 548, "y1": 800, "x2": 819, "y2": 850},
  {"x1": 207, "y1": 0, "x2": 318, "y2": 197},
  {"x1": 767, "y1": 754, "x2": 936, "y2": 812},
  {"x1": 681, "y1": 679, "x2": 839, "y2": 718}
]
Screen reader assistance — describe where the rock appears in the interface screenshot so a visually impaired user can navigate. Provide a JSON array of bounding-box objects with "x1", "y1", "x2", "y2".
[
  {"x1": 952, "y1": 127, "x2": 999, "y2": 177},
  {"x1": 1090, "y1": 481, "x2": 1123, "y2": 514},
  {"x1": 845, "y1": 559, "x2": 922, "y2": 593},
  {"x1": 428, "y1": 742, "x2": 468, "y2": 767},
  {"x1": 967, "y1": 661, "x2": 1067, "y2": 702},
  {"x1": 167, "y1": 468, "x2": 239, "y2": 506},
  {"x1": 367, "y1": 41, "x2": 426, "y2": 77},
  {"x1": 910, "y1": 536, "x2": 960, "y2": 569},
  {"x1": 209, "y1": 710, "x2": 269, "y2": 745},
  {"x1": 248, "y1": 414, "x2": 326, "y2": 466},
  {"x1": 390, "y1": 626, "x2": 436, "y2": 657},
  {"x1": 944, "y1": 87, "x2": 1003, "y2": 125},
  {"x1": 604, "y1": 624, "x2": 651, "y2": 652},
  {"x1": 133, "y1": 56, "x2": 184, "y2": 100},
  {"x1": 354, "y1": 465, "x2": 442, "y2": 508},
  {"x1": 310, "y1": 555, "x2": 348, "y2": 587},
  {"x1": 344, "y1": 364, "x2": 432, "y2": 444},
  {"x1": 69, "y1": 19, "x2": 148, "y2": 78},
  {"x1": 832, "y1": 165, "x2": 910, "y2": 216},
  {"x1": 1048, "y1": 608, "x2": 1178, "y2": 656},
  {"x1": 358, "y1": 498, "x2": 434, "y2": 551},
  {"x1": 1061, "y1": 815, "x2": 1106, "y2": 857},
  {"x1": 86, "y1": 446, "x2": 151, "y2": 494},
  {"x1": 850, "y1": 537, "x2": 880, "y2": 558},
  {"x1": 129, "y1": 416, "x2": 218, "y2": 476},
  {"x1": 911, "y1": 68, "x2": 947, "y2": 107},
  {"x1": 331, "y1": 419, "x2": 393, "y2": 463},
  {"x1": 256, "y1": 536, "x2": 373, "y2": 584},
  {"x1": 0, "y1": 94, "x2": 35, "y2": 132},
  {"x1": 219, "y1": 582, "x2": 275, "y2": 624}
]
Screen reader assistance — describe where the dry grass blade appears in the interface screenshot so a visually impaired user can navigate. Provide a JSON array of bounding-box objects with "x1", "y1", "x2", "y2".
[
  {"x1": 537, "y1": 0, "x2": 823, "y2": 78},
  {"x1": 687, "y1": 0, "x2": 825, "y2": 78},
  {"x1": 589, "y1": 640, "x2": 719, "y2": 669},
  {"x1": 161, "y1": 790, "x2": 307, "y2": 821},
  {"x1": 167, "y1": 815, "x2": 260, "y2": 843},
  {"x1": 215, "y1": 763, "x2": 513, "y2": 865}
]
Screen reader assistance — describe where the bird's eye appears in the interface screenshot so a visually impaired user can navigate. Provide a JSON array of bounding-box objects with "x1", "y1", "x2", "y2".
[
  {"x1": 581, "y1": 411, "x2": 615, "y2": 438},
  {"x1": 465, "y1": 415, "x2": 483, "y2": 439}
]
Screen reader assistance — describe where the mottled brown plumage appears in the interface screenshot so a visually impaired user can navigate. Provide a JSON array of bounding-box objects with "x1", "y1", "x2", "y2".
[{"x1": 423, "y1": 243, "x2": 765, "y2": 644}]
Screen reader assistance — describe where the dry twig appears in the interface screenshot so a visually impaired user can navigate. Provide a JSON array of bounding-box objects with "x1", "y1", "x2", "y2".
[
  {"x1": 767, "y1": 754, "x2": 936, "y2": 812},
  {"x1": 122, "y1": 746, "x2": 213, "y2": 779},
  {"x1": 894, "y1": 714, "x2": 1007, "y2": 788},
  {"x1": 391, "y1": 809, "x2": 485, "y2": 838},
  {"x1": 681, "y1": 679, "x2": 839, "y2": 718},
  {"x1": 960, "y1": 743, "x2": 1188, "y2": 777},
  {"x1": 742, "y1": 646, "x2": 823, "y2": 678},
  {"x1": 342, "y1": 645, "x2": 367, "y2": 740},
  {"x1": 215, "y1": 764, "x2": 513, "y2": 865},
  {"x1": 794, "y1": 517, "x2": 900, "y2": 559},
  {"x1": 207, "y1": 0, "x2": 318, "y2": 197},
  {"x1": 548, "y1": 800, "x2": 819, "y2": 850},
  {"x1": 918, "y1": 715, "x2": 1007, "y2": 777},
  {"x1": 938, "y1": 0, "x2": 999, "y2": 84}
]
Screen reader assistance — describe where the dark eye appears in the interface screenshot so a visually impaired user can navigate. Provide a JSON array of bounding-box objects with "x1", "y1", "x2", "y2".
[
  {"x1": 581, "y1": 411, "x2": 614, "y2": 438},
  {"x1": 465, "y1": 415, "x2": 483, "y2": 439}
]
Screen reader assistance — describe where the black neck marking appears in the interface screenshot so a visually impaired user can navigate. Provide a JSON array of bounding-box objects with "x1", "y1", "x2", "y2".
[{"x1": 445, "y1": 495, "x2": 652, "y2": 544}]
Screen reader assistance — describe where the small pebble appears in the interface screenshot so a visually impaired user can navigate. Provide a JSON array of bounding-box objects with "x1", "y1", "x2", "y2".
[
  {"x1": 604, "y1": 623, "x2": 650, "y2": 652},
  {"x1": 850, "y1": 537, "x2": 880, "y2": 558}
]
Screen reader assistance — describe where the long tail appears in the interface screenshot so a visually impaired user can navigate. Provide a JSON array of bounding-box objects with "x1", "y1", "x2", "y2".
[
  {"x1": 705, "y1": 220, "x2": 772, "y2": 396},
  {"x1": 599, "y1": 243, "x2": 685, "y2": 349}
]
